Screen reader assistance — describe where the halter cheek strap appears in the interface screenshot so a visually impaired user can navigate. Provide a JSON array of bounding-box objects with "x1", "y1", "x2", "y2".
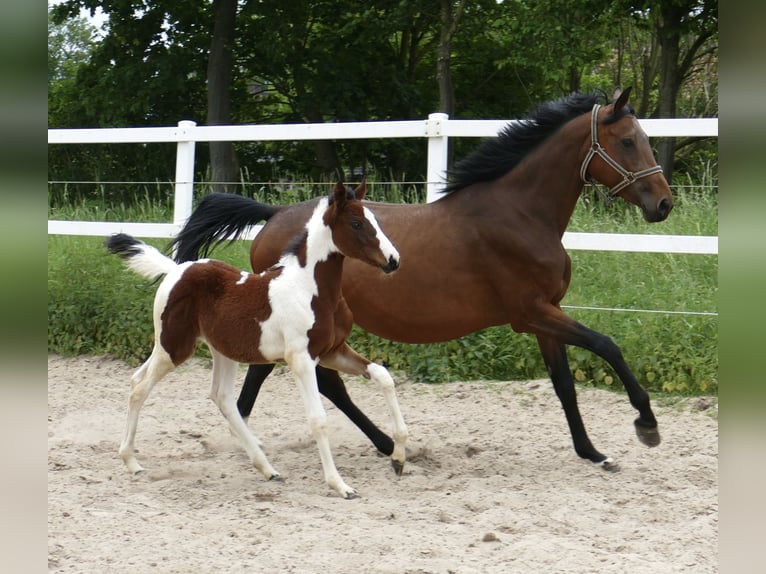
[{"x1": 579, "y1": 104, "x2": 664, "y2": 202}]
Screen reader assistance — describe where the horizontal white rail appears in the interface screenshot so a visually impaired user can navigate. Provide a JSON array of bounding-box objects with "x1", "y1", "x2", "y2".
[
  {"x1": 562, "y1": 232, "x2": 717, "y2": 254},
  {"x1": 46, "y1": 117, "x2": 718, "y2": 143},
  {"x1": 48, "y1": 220, "x2": 717, "y2": 255},
  {"x1": 47, "y1": 220, "x2": 184, "y2": 238},
  {"x1": 48, "y1": 114, "x2": 718, "y2": 255}
]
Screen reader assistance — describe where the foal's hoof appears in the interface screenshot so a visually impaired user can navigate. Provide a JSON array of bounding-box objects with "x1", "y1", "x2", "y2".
[
  {"x1": 595, "y1": 458, "x2": 621, "y2": 473},
  {"x1": 268, "y1": 473, "x2": 284, "y2": 483},
  {"x1": 343, "y1": 491, "x2": 361, "y2": 500},
  {"x1": 634, "y1": 419, "x2": 662, "y2": 447},
  {"x1": 391, "y1": 459, "x2": 405, "y2": 476}
]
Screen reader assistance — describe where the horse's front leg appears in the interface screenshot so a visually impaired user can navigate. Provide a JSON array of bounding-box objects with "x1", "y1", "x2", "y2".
[
  {"x1": 531, "y1": 303, "x2": 660, "y2": 452},
  {"x1": 287, "y1": 352, "x2": 358, "y2": 499},
  {"x1": 536, "y1": 334, "x2": 617, "y2": 470},
  {"x1": 575, "y1": 327, "x2": 661, "y2": 447}
]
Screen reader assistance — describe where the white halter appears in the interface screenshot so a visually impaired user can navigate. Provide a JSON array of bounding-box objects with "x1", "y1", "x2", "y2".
[{"x1": 579, "y1": 104, "x2": 663, "y2": 202}]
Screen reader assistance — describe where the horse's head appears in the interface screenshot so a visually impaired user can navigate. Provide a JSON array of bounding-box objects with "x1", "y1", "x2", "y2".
[
  {"x1": 581, "y1": 87, "x2": 673, "y2": 222},
  {"x1": 325, "y1": 179, "x2": 400, "y2": 273}
]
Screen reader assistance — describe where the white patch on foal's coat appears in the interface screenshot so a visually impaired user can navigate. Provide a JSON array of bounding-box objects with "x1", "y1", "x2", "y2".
[
  {"x1": 257, "y1": 198, "x2": 333, "y2": 362},
  {"x1": 235, "y1": 270, "x2": 249, "y2": 285}
]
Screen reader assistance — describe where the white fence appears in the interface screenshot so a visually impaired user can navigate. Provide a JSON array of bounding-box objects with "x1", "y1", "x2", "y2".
[{"x1": 47, "y1": 114, "x2": 718, "y2": 254}]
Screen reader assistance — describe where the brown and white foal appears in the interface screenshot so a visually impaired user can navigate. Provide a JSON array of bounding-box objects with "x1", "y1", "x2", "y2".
[{"x1": 106, "y1": 181, "x2": 406, "y2": 498}]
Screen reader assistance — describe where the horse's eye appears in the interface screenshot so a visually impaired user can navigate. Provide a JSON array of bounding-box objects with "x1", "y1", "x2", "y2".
[
  {"x1": 621, "y1": 137, "x2": 634, "y2": 148},
  {"x1": 350, "y1": 220, "x2": 362, "y2": 230}
]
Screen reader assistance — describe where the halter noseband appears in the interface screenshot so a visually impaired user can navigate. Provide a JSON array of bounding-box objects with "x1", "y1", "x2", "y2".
[{"x1": 579, "y1": 104, "x2": 663, "y2": 202}]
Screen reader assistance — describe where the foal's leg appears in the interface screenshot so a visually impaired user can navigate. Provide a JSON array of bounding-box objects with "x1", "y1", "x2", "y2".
[
  {"x1": 287, "y1": 352, "x2": 358, "y2": 499},
  {"x1": 316, "y1": 366, "x2": 396, "y2": 457},
  {"x1": 119, "y1": 345, "x2": 175, "y2": 474},
  {"x1": 238, "y1": 363, "x2": 396, "y2": 456},
  {"x1": 208, "y1": 351, "x2": 281, "y2": 481},
  {"x1": 320, "y1": 343, "x2": 408, "y2": 475}
]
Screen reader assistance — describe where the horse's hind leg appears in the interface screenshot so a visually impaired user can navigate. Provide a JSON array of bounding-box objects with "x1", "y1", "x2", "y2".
[
  {"x1": 320, "y1": 344, "x2": 408, "y2": 476},
  {"x1": 237, "y1": 363, "x2": 276, "y2": 423},
  {"x1": 536, "y1": 334, "x2": 616, "y2": 470},
  {"x1": 119, "y1": 345, "x2": 175, "y2": 474},
  {"x1": 208, "y1": 351, "x2": 281, "y2": 481}
]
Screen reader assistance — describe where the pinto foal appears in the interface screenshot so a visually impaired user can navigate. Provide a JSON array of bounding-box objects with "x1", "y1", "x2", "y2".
[{"x1": 107, "y1": 181, "x2": 407, "y2": 498}]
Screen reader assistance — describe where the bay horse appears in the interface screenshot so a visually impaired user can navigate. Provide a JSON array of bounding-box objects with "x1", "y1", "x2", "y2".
[
  {"x1": 173, "y1": 87, "x2": 673, "y2": 471},
  {"x1": 107, "y1": 181, "x2": 406, "y2": 499}
]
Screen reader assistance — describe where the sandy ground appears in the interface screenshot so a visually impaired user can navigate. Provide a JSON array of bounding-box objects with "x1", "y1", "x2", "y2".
[{"x1": 48, "y1": 354, "x2": 717, "y2": 573}]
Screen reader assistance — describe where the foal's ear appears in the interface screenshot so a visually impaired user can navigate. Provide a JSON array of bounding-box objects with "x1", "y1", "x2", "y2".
[
  {"x1": 354, "y1": 177, "x2": 368, "y2": 201},
  {"x1": 332, "y1": 180, "x2": 348, "y2": 208},
  {"x1": 613, "y1": 86, "x2": 632, "y2": 111}
]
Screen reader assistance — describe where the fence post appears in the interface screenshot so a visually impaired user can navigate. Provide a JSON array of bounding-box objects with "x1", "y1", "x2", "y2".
[
  {"x1": 173, "y1": 120, "x2": 197, "y2": 227},
  {"x1": 425, "y1": 112, "x2": 449, "y2": 203}
]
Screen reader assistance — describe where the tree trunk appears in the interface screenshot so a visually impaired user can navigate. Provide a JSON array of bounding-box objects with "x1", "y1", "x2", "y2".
[
  {"x1": 437, "y1": 0, "x2": 465, "y2": 169},
  {"x1": 207, "y1": 0, "x2": 239, "y2": 193},
  {"x1": 437, "y1": 0, "x2": 464, "y2": 116},
  {"x1": 302, "y1": 107, "x2": 341, "y2": 179},
  {"x1": 654, "y1": 4, "x2": 686, "y2": 185}
]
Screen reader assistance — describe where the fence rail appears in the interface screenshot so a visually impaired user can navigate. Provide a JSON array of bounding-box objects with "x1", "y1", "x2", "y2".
[{"x1": 47, "y1": 114, "x2": 718, "y2": 254}]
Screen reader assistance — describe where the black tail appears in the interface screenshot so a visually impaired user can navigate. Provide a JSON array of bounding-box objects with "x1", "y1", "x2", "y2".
[
  {"x1": 170, "y1": 193, "x2": 281, "y2": 263},
  {"x1": 106, "y1": 233, "x2": 144, "y2": 258}
]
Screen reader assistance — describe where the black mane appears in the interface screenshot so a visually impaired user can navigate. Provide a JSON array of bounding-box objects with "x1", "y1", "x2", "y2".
[{"x1": 443, "y1": 92, "x2": 615, "y2": 194}]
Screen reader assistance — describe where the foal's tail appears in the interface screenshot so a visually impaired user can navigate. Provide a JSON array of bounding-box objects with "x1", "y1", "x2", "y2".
[
  {"x1": 106, "y1": 233, "x2": 178, "y2": 281},
  {"x1": 169, "y1": 193, "x2": 282, "y2": 263}
]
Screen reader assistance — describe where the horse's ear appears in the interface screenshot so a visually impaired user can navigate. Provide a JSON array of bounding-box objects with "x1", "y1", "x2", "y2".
[
  {"x1": 332, "y1": 180, "x2": 348, "y2": 208},
  {"x1": 613, "y1": 86, "x2": 632, "y2": 110},
  {"x1": 354, "y1": 177, "x2": 368, "y2": 201}
]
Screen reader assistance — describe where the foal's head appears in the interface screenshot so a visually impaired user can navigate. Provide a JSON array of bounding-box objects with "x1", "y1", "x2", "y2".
[
  {"x1": 324, "y1": 180, "x2": 400, "y2": 273},
  {"x1": 584, "y1": 87, "x2": 673, "y2": 222}
]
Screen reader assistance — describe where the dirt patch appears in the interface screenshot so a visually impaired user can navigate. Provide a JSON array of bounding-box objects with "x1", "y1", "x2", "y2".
[{"x1": 48, "y1": 354, "x2": 717, "y2": 573}]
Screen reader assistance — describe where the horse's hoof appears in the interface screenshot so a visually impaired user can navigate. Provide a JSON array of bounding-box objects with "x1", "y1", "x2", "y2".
[
  {"x1": 391, "y1": 459, "x2": 405, "y2": 476},
  {"x1": 634, "y1": 420, "x2": 661, "y2": 447},
  {"x1": 268, "y1": 473, "x2": 284, "y2": 483},
  {"x1": 343, "y1": 490, "x2": 360, "y2": 500},
  {"x1": 595, "y1": 458, "x2": 621, "y2": 472}
]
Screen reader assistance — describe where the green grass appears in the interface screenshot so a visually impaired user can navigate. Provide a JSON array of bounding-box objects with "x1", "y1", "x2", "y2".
[{"x1": 47, "y1": 183, "x2": 717, "y2": 395}]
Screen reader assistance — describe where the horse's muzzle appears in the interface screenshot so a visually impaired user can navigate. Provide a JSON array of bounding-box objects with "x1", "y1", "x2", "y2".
[
  {"x1": 381, "y1": 256, "x2": 399, "y2": 274},
  {"x1": 643, "y1": 196, "x2": 673, "y2": 222}
]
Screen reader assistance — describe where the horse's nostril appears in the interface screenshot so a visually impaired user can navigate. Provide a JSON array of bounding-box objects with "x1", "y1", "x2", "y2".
[
  {"x1": 384, "y1": 256, "x2": 399, "y2": 273},
  {"x1": 657, "y1": 197, "x2": 672, "y2": 217}
]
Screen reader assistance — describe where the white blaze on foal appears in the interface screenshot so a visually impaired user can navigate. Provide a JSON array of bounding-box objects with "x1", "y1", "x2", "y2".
[{"x1": 106, "y1": 180, "x2": 406, "y2": 499}]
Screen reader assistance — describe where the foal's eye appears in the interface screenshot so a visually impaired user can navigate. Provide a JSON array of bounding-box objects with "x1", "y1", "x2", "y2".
[
  {"x1": 621, "y1": 137, "x2": 634, "y2": 148},
  {"x1": 350, "y1": 220, "x2": 362, "y2": 230}
]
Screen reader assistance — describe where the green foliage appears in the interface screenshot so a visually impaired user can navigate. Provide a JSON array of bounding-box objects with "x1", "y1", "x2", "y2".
[
  {"x1": 48, "y1": 235, "x2": 157, "y2": 364},
  {"x1": 48, "y1": 186, "x2": 717, "y2": 395}
]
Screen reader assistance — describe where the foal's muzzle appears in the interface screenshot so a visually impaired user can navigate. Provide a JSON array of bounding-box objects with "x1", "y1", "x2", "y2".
[{"x1": 381, "y1": 256, "x2": 399, "y2": 274}]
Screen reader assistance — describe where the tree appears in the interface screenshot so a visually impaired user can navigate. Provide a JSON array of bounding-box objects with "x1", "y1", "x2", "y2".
[
  {"x1": 437, "y1": 0, "x2": 467, "y2": 116},
  {"x1": 618, "y1": 0, "x2": 718, "y2": 182},
  {"x1": 207, "y1": 0, "x2": 240, "y2": 193},
  {"x1": 491, "y1": 1, "x2": 617, "y2": 97}
]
